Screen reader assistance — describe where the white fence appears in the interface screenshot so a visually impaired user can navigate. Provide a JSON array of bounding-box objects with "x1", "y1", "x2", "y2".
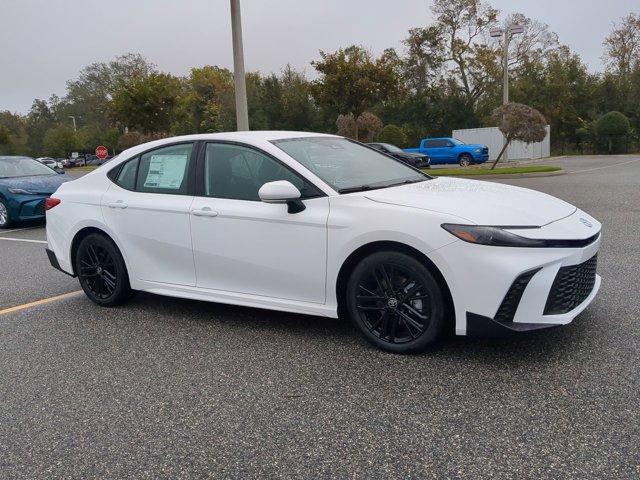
[{"x1": 452, "y1": 126, "x2": 550, "y2": 161}]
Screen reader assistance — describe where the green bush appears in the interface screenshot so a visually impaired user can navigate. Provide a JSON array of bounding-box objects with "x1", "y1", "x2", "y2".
[
  {"x1": 595, "y1": 111, "x2": 630, "y2": 153},
  {"x1": 377, "y1": 124, "x2": 406, "y2": 147},
  {"x1": 595, "y1": 111, "x2": 630, "y2": 136}
]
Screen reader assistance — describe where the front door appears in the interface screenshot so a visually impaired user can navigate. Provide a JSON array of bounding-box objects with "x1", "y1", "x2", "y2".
[
  {"x1": 101, "y1": 142, "x2": 197, "y2": 286},
  {"x1": 190, "y1": 142, "x2": 329, "y2": 303}
]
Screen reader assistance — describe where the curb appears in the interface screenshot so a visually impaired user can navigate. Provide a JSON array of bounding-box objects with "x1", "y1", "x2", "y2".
[{"x1": 430, "y1": 169, "x2": 566, "y2": 180}]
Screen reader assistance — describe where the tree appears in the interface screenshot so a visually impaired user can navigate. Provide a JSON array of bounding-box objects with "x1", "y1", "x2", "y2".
[
  {"x1": 42, "y1": 125, "x2": 78, "y2": 157},
  {"x1": 377, "y1": 124, "x2": 407, "y2": 146},
  {"x1": 491, "y1": 102, "x2": 546, "y2": 169},
  {"x1": 335, "y1": 114, "x2": 357, "y2": 139},
  {"x1": 0, "y1": 111, "x2": 30, "y2": 155},
  {"x1": 595, "y1": 111, "x2": 630, "y2": 153},
  {"x1": 26, "y1": 99, "x2": 56, "y2": 155},
  {"x1": 603, "y1": 13, "x2": 640, "y2": 76},
  {"x1": 63, "y1": 53, "x2": 157, "y2": 127},
  {"x1": 312, "y1": 45, "x2": 401, "y2": 137},
  {"x1": 357, "y1": 112, "x2": 383, "y2": 142},
  {"x1": 109, "y1": 73, "x2": 182, "y2": 134}
]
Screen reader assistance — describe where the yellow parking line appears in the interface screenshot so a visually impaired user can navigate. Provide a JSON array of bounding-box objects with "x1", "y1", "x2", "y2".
[{"x1": 0, "y1": 291, "x2": 83, "y2": 316}]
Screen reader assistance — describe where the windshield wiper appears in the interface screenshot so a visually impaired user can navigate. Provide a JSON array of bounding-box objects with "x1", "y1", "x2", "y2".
[{"x1": 338, "y1": 185, "x2": 373, "y2": 194}]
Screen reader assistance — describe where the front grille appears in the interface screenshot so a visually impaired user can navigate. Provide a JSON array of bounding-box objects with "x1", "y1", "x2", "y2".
[
  {"x1": 482, "y1": 147, "x2": 489, "y2": 154},
  {"x1": 494, "y1": 268, "x2": 541, "y2": 322},
  {"x1": 544, "y1": 255, "x2": 597, "y2": 315}
]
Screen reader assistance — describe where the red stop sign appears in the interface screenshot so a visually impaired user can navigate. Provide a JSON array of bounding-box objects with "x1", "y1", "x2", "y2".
[{"x1": 95, "y1": 145, "x2": 108, "y2": 160}]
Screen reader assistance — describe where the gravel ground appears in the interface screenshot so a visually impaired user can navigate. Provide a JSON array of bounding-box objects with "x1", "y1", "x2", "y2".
[{"x1": 0, "y1": 155, "x2": 638, "y2": 479}]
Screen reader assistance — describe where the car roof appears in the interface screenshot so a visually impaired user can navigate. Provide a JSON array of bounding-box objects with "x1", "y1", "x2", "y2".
[{"x1": 113, "y1": 131, "x2": 341, "y2": 163}]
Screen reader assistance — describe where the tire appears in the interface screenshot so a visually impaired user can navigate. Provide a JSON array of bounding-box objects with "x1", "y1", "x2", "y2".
[
  {"x1": 75, "y1": 233, "x2": 133, "y2": 306},
  {"x1": 0, "y1": 199, "x2": 12, "y2": 229},
  {"x1": 459, "y1": 154, "x2": 473, "y2": 167},
  {"x1": 346, "y1": 251, "x2": 446, "y2": 354}
]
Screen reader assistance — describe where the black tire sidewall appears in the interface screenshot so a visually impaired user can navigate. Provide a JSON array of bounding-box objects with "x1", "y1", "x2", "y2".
[
  {"x1": 75, "y1": 233, "x2": 132, "y2": 306},
  {"x1": 346, "y1": 251, "x2": 445, "y2": 354}
]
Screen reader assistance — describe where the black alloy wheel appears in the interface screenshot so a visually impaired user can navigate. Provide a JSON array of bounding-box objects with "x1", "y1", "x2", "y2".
[
  {"x1": 75, "y1": 233, "x2": 132, "y2": 306},
  {"x1": 346, "y1": 251, "x2": 445, "y2": 353}
]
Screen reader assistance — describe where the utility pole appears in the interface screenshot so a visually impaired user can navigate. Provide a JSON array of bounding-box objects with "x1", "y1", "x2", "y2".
[
  {"x1": 490, "y1": 24, "x2": 523, "y2": 163},
  {"x1": 230, "y1": 0, "x2": 249, "y2": 131},
  {"x1": 68, "y1": 115, "x2": 77, "y2": 132}
]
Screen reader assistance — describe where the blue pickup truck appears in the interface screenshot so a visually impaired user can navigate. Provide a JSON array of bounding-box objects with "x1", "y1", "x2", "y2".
[{"x1": 405, "y1": 138, "x2": 489, "y2": 166}]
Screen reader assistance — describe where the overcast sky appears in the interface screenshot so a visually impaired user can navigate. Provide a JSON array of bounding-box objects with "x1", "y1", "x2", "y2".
[{"x1": 1, "y1": 0, "x2": 637, "y2": 114}]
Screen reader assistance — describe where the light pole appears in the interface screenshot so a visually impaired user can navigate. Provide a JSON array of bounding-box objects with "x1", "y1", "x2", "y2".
[
  {"x1": 490, "y1": 24, "x2": 523, "y2": 161},
  {"x1": 230, "y1": 0, "x2": 249, "y2": 131},
  {"x1": 68, "y1": 115, "x2": 78, "y2": 132}
]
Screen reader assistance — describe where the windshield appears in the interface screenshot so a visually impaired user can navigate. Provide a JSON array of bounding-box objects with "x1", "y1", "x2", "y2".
[
  {"x1": 379, "y1": 143, "x2": 404, "y2": 153},
  {"x1": 272, "y1": 137, "x2": 428, "y2": 193},
  {"x1": 450, "y1": 138, "x2": 464, "y2": 145},
  {"x1": 0, "y1": 156, "x2": 56, "y2": 178}
]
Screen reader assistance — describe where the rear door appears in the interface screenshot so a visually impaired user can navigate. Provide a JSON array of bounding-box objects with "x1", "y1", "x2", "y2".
[
  {"x1": 424, "y1": 140, "x2": 445, "y2": 164},
  {"x1": 102, "y1": 142, "x2": 197, "y2": 286}
]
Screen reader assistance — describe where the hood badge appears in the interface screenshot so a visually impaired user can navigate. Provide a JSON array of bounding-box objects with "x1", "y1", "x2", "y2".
[{"x1": 580, "y1": 218, "x2": 593, "y2": 228}]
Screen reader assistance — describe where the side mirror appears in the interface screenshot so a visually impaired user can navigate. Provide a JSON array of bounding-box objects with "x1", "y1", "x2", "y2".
[{"x1": 258, "y1": 180, "x2": 305, "y2": 213}]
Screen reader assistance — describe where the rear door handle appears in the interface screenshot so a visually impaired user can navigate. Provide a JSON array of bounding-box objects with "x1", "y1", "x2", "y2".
[
  {"x1": 191, "y1": 207, "x2": 218, "y2": 217},
  {"x1": 107, "y1": 201, "x2": 128, "y2": 209}
]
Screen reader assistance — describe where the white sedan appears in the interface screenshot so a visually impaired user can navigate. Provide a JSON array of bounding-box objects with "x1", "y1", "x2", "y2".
[{"x1": 45, "y1": 131, "x2": 601, "y2": 353}]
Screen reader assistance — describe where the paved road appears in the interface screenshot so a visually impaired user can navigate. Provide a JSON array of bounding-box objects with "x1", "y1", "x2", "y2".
[{"x1": 0, "y1": 156, "x2": 638, "y2": 479}]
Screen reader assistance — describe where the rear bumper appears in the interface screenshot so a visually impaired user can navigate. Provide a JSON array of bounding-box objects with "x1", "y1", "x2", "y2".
[{"x1": 46, "y1": 248, "x2": 75, "y2": 277}]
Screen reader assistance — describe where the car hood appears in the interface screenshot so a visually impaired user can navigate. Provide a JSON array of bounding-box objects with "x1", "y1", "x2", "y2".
[
  {"x1": 462, "y1": 144, "x2": 486, "y2": 149},
  {"x1": 364, "y1": 177, "x2": 576, "y2": 226},
  {"x1": 0, "y1": 174, "x2": 71, "y2": 194}
]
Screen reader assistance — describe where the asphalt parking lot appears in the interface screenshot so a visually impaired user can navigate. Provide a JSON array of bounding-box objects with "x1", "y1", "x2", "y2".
[{"x1": 1, "y1": 156, "x2": 638, "y2": 479}]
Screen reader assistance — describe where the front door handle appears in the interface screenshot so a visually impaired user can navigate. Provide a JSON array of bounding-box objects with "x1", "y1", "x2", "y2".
[
  {"x1": 191, "y1": 207, "x2": 218, "y2": 217},
  {"x1": 107, "y1": 201, "x2": 128, "y2": 209}
]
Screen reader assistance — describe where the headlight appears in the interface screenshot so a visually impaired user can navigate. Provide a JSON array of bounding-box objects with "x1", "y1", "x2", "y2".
[
  {"x1": 441, "y1": 224, "x2": 546, "y2": 247},
  {"x1": 474, "y1": 148, "x2": 482, "y2": 153},
  {"x1": 8, "y1": 188, "x2": 36, "y2": 195}
]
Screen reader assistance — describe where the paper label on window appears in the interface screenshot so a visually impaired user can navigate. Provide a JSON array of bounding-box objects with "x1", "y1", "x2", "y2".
[{"x1": 144, "y1": 154, "x2": 188, "y2": 189}]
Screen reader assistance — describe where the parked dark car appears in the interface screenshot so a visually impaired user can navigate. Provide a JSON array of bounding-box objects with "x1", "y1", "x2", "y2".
[
  {"x1": 367, "y1": 142, "x2": 430, "y2": 168},
  {"x1": 0, "y1": 156, "x2": 70, "y2": 228}
]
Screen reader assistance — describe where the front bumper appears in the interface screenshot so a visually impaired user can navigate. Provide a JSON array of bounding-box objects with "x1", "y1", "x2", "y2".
[
  {"x1": 427, "y1": 209, "x2": 602, "y2": 336},
  {"x1": 7, "y1": 194, "x2": 49, "y2": 221}
]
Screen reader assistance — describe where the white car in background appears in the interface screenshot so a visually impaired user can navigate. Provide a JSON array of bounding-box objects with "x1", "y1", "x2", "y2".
[
  {"x1": 45, "y1": 131, "x2": 601, "y2": 353},
  {"x1": 36, "y1": 157, "x2": 64, "y2": 170}
]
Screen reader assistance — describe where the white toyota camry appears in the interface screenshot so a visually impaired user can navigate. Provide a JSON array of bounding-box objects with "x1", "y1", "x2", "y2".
[{"x1": 45, "y1": 131, "x2": 601, "y2": 353}]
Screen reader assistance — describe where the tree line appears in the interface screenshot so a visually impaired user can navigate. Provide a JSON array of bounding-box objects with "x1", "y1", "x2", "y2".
[{"x1": 1, "y1": 0, "x2": 639, "y2": 158}]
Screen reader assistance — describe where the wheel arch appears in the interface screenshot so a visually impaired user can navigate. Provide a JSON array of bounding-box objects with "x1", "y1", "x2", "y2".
[
  {"x1": 69, "y1": 226, "x2": 130, "y2": 279},
  {"x1": 458, "y1": 151, "x2": 473, "y2": 160},
  {"x1": 335, "y1": 240, "x2": 455, "y2": 331}
]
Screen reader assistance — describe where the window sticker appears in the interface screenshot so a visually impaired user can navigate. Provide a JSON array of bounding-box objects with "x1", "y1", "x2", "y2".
[{"x1": 144, "y1": 154, "x2": 188, "y2": 189}]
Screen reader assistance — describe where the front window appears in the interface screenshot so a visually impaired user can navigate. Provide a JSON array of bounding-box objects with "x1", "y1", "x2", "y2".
[
  {"x1": 0, "y1": 157, "x2": 56, "y2": 178},
  {"x1": 204, "y1": 143, "x2": 320, "y2": 201},
  {"x1": 272, "y1": 137, "x2": 428, "y2": 193}
]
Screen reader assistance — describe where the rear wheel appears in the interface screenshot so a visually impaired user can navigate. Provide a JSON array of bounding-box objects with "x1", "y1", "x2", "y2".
[
  {"x1": 459, "y1": 154, "x2": 473, "y2": 167},
  {"x1": 0, "y1": 199, "x2": 12, "y2": 229},
  {"x1": 75, "y1": 233, "x2": 133, "y2": 306},
  {"x1": 346, "y1": 251, "x2": 446, "y2": 354}
]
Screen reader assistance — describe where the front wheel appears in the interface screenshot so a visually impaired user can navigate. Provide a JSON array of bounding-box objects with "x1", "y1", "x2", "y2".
[
  {"x1": 459, "y1": 154, "x2": 473, "y2": 167},
  {"x1": 0, "y1": 199, "x2": 12, "y2": 229},
  {"x1": 346, "y1": 251, "x2": 446, "y2": 354},
  {"x1": 75, "y1": 233, "x2": 133, "y2": 306}
]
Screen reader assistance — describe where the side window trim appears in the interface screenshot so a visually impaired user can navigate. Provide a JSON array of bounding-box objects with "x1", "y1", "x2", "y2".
[{"x1": 195, "y1": 140, "x2": 326, "y2": 201}]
